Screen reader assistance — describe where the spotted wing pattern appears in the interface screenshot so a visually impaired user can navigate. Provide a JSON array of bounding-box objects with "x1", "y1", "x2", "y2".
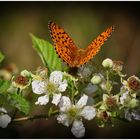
[
  {"x1": 48, "y1": 21, "x2": 78, "y2": 67},
  {"x1": 78, "y1": 25, "x2": 114, "y2": 67},
  {"x1": 48, "y1": 21, "x2": 114, "y2": 67}
]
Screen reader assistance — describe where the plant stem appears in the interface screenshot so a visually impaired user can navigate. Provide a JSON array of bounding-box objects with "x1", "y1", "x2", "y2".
[
  {"x1": 13, "y1": 114, "x2": 48, "y2": 122},
  {"x1": 94, "y1": 101, "x2": 102, "y2": 107},
  {"x1": 11, "y1": 88, "x2": 21, "y2": 123},
  {"x1": 13, "y1": 111, "x2": 58, "y2": 122},
  {"x1": 17, "y1": 88, "x2": 20, "y2": 94},
  {"x1": 13, "y1": 116, "x2": 30, "y2": 122},
  {"x1": 106, "y1": 70, "x2": 112, "y2": 95}
]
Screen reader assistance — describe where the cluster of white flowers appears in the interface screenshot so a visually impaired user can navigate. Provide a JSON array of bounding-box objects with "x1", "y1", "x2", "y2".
[
  {"x1": 31, "y1": 70, "x2": 96, "y2": 138},
  {"x1": 29, "y1": 57, "x2": 140, "y2": 137},
  {"x1": 89, "y1": 58, "x2": 140, "y2": 126},
  {"x1": 1, "y1": 57, "x2": 139, "y2": 138}
]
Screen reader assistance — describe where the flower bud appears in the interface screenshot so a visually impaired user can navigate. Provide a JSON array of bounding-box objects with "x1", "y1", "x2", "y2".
[
  {"x1": 0, "y1": 69, "x2": 12, "y2": 81},
  {"x1": 91, "y1": 75, "x2": 102, "y2": 84},
  {"x1": 21, "y1": 70, "x2": 31, "y2": 77},
  {"x1": 102, "y1": 58, "x2": 113, "y2": 68},
  {"x1": 5, "y1": 63, "x2": 18, "y2": 75},
  {"x1": 99, "y1": 80, "x2": 108, "y2": 91},
  {"x1": 129, "y1": 99, "x2": 139, "y2": 108},
  {"x1": 36, "y1": 67, "x2": 48, "y2": 78}
]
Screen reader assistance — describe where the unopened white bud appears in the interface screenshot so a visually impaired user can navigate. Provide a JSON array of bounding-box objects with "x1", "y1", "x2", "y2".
[
  {"x1": 21, "y1": 70, "x2": 31, "y2": 77},
  {"x1": 102, "y1": 58, "x2": 113, "y2": 68},
  {"x1": 91, "y1": 75, "x2": 102, "y2": 84}
]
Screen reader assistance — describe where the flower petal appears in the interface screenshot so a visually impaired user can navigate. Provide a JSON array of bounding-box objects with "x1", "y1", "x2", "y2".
[
  {"x1": 76, "y1": 94, "x2": 88, "y2": 109},
  {"x1": 120, "y1": 91, "x2": 129, "y2": 104},
  {"x1": 59, "y1": 96, "x2": 71, "y2": 112},
  {"x1": 0, "y1": 107, "x2": 7, "y2": 113},
  {"x1": 58, "y1": 79, "x2": 68, "y2": 92},
  {"x1": 71, "y1": 120, "x2": 85, "y2": 138},
  {"x1": 0, "y1": 114, "x2": 11, "y2": 128},
  {"x1": 52, "y1": 93, "x2": 62, "y2": 106},
  {"x1": 57, "y1": 113, "x2": 72, "y2": 127},
  {"x1": 80, "y1": 106, "x2": 96, "y2": 120},
  {"x1": 103, "y1": 94, "x2": 109, "y2": 102},
  {"x1": 35, "y1": 95, "x2": 49, "y2": 105},
  {"x1": 32, "y1": 80, "x2": 46, "y2": 94},
  {"x1": 49, "y1": 71, "x2": 63, "y2": 85},
  {"x1": 84, "y1": 83, "x2": 98, "y2": 95},
  {"x1": 125, "y1": 109, "x2": 132, "y2": 121},
  {"x1": 131, "y1": 110, "x2": 140, "y2": 120}
]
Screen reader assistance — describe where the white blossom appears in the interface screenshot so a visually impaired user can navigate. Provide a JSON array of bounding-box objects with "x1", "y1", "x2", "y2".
[
  {"x1": 71, "y1": 120, "x2": 85, "y2": 138},
  {"x1": 59, "y1": 96, "x2": 72, "y2": 112},
  {"x1": 35, "y1": 95, "x2": 49, "y2": 105},
  {"x1": 57, "y1": 113, "x2": 71, "y2": 127},
  {"x1": 131, "y1": 110, "x2": 140, "y2": 120},
  {"x1": 80, "y1": 106, "x2": 96, "y2": 120},
  {"x1": 57, "y1": 94, "x2": 96, "y2": 138},
  {"x1": 120, "y1": 91, "x2": 129, "y2": 104},
  {"x1": 32, "y1": 80, "x2": 46, "y2": 94},
  {"x1": 52, "y1": 93, "x2": 62, "y2": 106},
  {"x1": 49, "y1": 71, "x2": 63, "y2": 85},
  {"x1": 58, "y1": 80, "x2": 67, "y2": 92},
  {"x1": 0, "y1": 108, "x2": 11, "y2": 128},
  {"x1": 124, "y1": 109, "x2": 137, "y2": 121},
  {"x1": 32, "y1": 71, "x2": 68, "y2": 106},
  {"x1": 76, "y1": 94, "x2": 88, "y2": 108}
]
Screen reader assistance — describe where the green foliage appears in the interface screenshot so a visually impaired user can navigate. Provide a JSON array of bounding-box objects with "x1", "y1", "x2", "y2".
[
  {"x1": 7, "y1": 93, "x2": 30, "y2": 114},
  {"x1": 0, "y1": 52, "x2": 4, "y2": 63},
  {"x1": 0, "y1": 79, "x2": 10, "y2": 93},
  {"x1": 31, "y1": 34, "x2": 63, "y2": 73}
]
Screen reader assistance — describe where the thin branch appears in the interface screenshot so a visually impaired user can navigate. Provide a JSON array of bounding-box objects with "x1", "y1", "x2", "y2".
[
  {"x1": 13, "y1": 112, "x2": 58, "y2": 122},
  {"x1": 94, "y1": 101, "x2": 102, "y2": 107}
]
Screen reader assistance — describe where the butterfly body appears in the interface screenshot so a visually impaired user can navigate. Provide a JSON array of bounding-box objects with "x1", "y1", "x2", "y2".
[{"x1": 48, "y1": 21, "x2": 114, "y2": 67}]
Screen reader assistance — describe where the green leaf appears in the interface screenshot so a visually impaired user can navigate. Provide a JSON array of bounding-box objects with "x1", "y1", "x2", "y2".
[
  {"x1": 0, "y1": 52, "x2": 4, "y2": 63},
  {"x1": 8, "y1": 93, "x2": 30, "y2": 114},
  {"x1": 0, "y1": 94, "x2": 8, "y2": 106},
  {"x1": 30, "y1": 34, "x2": 62, "y2": 72},
  {"x1": 0, "y1": 79, "x2": 10, "y2": 93}
]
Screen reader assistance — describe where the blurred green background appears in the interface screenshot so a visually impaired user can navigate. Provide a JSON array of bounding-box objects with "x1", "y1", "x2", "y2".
[{"x1": 0, "y1": 1, "x2": 140, "y2": 138}]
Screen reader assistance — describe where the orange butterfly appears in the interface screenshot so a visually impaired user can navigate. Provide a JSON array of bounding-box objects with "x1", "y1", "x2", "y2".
[{"x1": 48, "y1": 21, "x2": 114, "y2": 67}]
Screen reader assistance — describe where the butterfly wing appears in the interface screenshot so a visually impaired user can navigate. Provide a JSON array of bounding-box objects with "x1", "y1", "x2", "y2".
[
  {"x1": 78, "y1": 25, "x2": 114, "y2": 66},
  {"x1": 48, "y1": 21, "x2": 78, "y2": 67}
]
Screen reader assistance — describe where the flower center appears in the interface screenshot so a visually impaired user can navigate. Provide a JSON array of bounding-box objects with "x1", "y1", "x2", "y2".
[
  {"x1": 127, "y1": 76, "x2": 140, "y2": 91},
  {"x1": 68, "y1": 107, "x2": 78, "y2": 119},
  {"x1": 46, "y1": 81, "x2": 57, "y2": 94},
  {"x1": 15, "y1": 75, "x2": 28, "y2": 86},
  {"x1": 106, "y1": 96, "x2": 117, "y2": 110},
  {"x1": 100, "y1": 111, "x2": 109, "y2": 122}
]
